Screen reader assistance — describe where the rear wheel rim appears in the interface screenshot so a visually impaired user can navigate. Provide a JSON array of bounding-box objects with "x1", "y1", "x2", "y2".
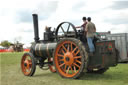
[
  {"x1": 54, "y1": 41, "x2": 82, "y2": 78},
  {"x1": 21, "y1": 54, "x2": 32, "y2": 75}
]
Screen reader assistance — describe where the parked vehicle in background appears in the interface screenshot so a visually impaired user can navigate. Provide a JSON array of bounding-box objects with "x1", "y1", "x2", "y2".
[{"x1": 99, "y1": 32, "x2": 128, "y2": 63}]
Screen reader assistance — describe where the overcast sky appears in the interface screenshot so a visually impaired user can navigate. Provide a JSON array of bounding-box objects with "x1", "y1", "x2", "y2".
[{"x1": 0, "y1": 0, "x2": 128, "y2": 47}]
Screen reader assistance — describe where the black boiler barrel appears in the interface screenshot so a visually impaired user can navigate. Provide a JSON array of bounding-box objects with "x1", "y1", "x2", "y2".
[{"x1": 33, "y1": 43, "x2": 57, "y2": 58}]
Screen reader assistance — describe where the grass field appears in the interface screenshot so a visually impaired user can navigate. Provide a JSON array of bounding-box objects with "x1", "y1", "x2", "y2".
[{"x1": 0, "y1": 52, "x2": 128, "y2": 85}]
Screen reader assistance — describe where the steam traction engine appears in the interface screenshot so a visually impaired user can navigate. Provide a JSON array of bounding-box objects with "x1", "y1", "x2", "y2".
[{"x1": 21, "y1": 14, "x2": 118, "y2": 79}]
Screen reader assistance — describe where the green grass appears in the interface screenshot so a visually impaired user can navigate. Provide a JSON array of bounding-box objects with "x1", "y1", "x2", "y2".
[{"x1": 0, "y1": 52, "x2": 128, "y2": 85}]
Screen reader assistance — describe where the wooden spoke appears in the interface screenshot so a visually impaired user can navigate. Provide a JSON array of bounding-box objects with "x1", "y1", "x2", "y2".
[
  {"x1": 61, "y1": 49, "x2": 65, "y2": 54},
  {"x1": 75, "y1": 60, "x2": 82, "y2": 64},
  {"x1": 59, "y1": 59, "x2": 64, "y2": 62},
  {"x1": 70, "y1": 66, "x2": 74, "y2": 73},
  {"x1": 74, "y1": 50, "x2": 80, "y2": 56},
  {"x1": 62, "y1": 45, "x2": 67, "y2": 52},
  {"x1": 28, "y1": 68, "x2": 31, "y2": 71},
  {"x1": 64, "y1": 65, "x2": 67, "y2": 72},
  {"x1": 57, "y1": 54, "x2": 64, "y2": 57},
  {"x1": 24, "y1": 67, "x2": 28, "y2": 71},
  {"x1": 67, "y1": 43, "x2": 70, "y2": 52},
  {"x1": 29, "y1": 62, "x2": 32, "y2": 65},
  {"x1": 73, "y1": 66, "x2": 76, "y2": 72},
  {"x1": 72, "y1": 47, "x2": 78, "y2": 53},
  {"x1": 28, "y1": 60, "x2": 32, "y2": 65},
  {"x1": 66, "y1": 66, "x2": 70, "y2": 74},
  {"x1": 73, "y1": 63, "x2": 80, "y2": 68},
  {"x1": 59, "y1": 63, "x2": 65, "y2": 67},
  {"x1": 74, "y1": 56, "x2": 82, "y2": 59}
]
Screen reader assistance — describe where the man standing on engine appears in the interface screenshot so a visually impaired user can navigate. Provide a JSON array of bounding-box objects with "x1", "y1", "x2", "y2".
[
  {"x1": 85, "y1": 17, "x2": 96, "y2": 55},
  {"x1": 76, "y1": 17, "x2": 87, "y2": 31}
]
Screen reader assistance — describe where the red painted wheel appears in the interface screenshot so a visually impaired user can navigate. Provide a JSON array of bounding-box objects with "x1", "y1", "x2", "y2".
[
  {"x1": 48, "y1": 58, "x2": 56, "y2": 73},
  {"x1": 54, "y1": 38, "x2": 88, "y2": 79},
  {"x1": 21, "y1": 53, "x2": 36, "y2": 76}
]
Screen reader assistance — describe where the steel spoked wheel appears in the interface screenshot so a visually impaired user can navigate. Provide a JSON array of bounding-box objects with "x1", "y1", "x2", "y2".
[
  {"x1": 55, "y1": 22, "x2": 77, "y2": 41},
  {"x1": 54, "y1": 38, "x2": 87, "y2": 79},
  {"x1": 48, "y1": 58, "x2": 56, "y2": 73},
  {"x1": 21, "y1": 53, "x2": 36, "y2": 76}
]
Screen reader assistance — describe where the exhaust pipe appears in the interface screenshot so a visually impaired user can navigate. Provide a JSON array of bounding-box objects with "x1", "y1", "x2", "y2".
[{"x1": 32, "y1": 14, "x2": 40, "y2": 42}]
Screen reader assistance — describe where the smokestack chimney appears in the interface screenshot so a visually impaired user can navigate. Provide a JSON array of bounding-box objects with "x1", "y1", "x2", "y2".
[{"x1": 32, "y1": 14, "x2": 40, "y2": 42}]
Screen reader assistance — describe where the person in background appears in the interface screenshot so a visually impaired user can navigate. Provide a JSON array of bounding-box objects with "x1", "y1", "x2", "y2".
[{"x1": 85, "y1": 17, "x2": 96, "y2": 55}]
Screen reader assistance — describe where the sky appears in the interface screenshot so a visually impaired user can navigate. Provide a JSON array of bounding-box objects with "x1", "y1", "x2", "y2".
[{"x1": 0, "y1": 0, "x2": 128, "y2": 47}]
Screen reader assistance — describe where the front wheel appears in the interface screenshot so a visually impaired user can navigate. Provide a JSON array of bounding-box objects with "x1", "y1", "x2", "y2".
[{"x1": 21, "y1": 53, "x2": 36, "y2": 76}]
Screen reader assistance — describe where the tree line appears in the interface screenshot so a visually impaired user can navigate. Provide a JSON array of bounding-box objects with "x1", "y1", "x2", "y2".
[{"x1": 0, "y1": 40, "x2": 12, "y2": 48}]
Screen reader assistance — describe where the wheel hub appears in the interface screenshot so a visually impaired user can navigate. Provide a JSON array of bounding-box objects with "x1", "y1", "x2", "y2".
[
  {"x1": 64, "y1": 52, "x2": 74, "y2": 65},
  {"x1": 24, "y1": 63, "x2": 27, "y2": 67},
  {"x1": 24, "y1": 60, "x2": 31, "y2": 69},
  {"x1": 65, "y1": 57, "x2": 70, "y2": 61}
]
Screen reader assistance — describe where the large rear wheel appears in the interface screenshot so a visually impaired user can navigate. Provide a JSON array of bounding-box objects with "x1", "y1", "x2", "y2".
[
  {"x1": 21, "y1": 53, "x2": 36, "y2": 76},
  {"x1": 54, "y1": 38, "x2": 88, "y2": 79}
]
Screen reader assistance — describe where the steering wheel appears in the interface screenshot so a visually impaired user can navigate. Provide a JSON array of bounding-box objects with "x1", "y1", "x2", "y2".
[{"x1": 55, "y1": 22, "x2": 77, "y2": 41}]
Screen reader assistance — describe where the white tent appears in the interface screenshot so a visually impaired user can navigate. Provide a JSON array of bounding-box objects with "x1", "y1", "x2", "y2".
[{"x1": 0, "y1": 46, "x2": 5, "y2": 49}]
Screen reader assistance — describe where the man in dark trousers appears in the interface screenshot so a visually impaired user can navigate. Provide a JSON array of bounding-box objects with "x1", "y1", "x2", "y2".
[{"x1": 85, "y1": 17, "x2": 96, "y2": 55}]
